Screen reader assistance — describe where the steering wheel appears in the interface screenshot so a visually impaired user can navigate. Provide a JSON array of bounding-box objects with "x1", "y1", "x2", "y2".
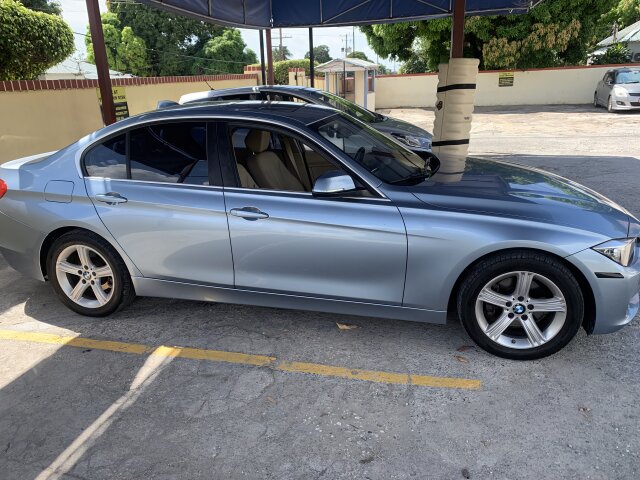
[{"x1": 353, "y1": 147, "x2": 366, "y2": 165}]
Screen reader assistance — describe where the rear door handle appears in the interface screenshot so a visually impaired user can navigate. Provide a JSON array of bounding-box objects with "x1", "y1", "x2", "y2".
[
  {"x1": 229, "y1": 207, "x2": 269, "y2": 220},
  {"x1": 95, "y1": 192, "x2": 128, "y2": 205}
]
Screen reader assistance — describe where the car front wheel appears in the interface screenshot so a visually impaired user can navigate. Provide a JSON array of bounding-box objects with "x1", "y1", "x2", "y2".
[
  {"x1": 457, "y1": 251, "x2": 583, "y2": 360},
  {"x1": 47, "y1": 230, "x2": 135, "y2": 316}
]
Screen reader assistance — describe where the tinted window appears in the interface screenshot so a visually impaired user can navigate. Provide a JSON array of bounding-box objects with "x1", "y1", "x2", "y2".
[
  {"x1": 129, "y1": 123, "x2": 207, "y2": 184},
  {"x1": 84, "y1": 134, "x2": 127, "y2": 179},
  {"x1": 218, "y1": 93, "x2": 260, "y2": 101}
]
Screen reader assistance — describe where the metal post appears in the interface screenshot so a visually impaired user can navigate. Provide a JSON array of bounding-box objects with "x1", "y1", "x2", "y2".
[
  {"x1": 342, "y1": 60, "x2": 346, "y2": 98},
  {"x1": 265, "y1": 29, "x2": 274, "y2": 85},
  {"x1": 259, "y1": 29, "x2": 266, "y2": 85},
  {"x1": 451, "y1": 0, "x2": 466, "y2": 59},
  {"x1": 308, "y1": 28, "x2": 315, "y2": 88},
  {"x1": 86, "y1": 0, "x2": 116, "y2": 125}
]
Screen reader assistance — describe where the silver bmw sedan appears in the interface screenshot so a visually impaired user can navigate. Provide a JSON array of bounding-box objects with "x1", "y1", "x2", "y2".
[{"x1": 0, "y1": 102, "x2": 638, "y2": 360}]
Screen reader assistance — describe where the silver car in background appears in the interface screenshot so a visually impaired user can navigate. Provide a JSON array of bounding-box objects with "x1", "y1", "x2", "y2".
[
  {"x1": 1, "y1": 102, "x2": 639, "y2": 360},
  {"x1": 594, "y1": 67, "x2": 640, "y2": 112}
]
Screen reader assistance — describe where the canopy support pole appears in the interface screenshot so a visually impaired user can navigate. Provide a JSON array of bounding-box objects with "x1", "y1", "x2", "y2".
[
  {"x1": 266, "y1": 29, "x2": 274, "y2": 85},
  {"x1": 451, "y1": 0, "x2": 465, "y2": 59},
  {"x1": 259, "y1": 29, "x2": 267, "y2": 85},
  {"x1": 308, "y1": 28, "x2": 315, "y2": 88},
  {"x1": 86, "y1": 0, "x2": 115, "y2": 125}
]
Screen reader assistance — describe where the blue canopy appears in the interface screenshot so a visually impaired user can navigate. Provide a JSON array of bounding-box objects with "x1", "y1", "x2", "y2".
[{"x1": 139, "y1": 0, "x2": 543, "y2": 28}]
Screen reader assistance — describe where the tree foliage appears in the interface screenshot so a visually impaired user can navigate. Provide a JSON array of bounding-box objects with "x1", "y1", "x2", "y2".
[
  {"x1": 346, "y1": 51, "x2": 370, "y2": 61},
  {"x1": 20, "y1": 0, "x2": 59, "y2": 15},
  {"x1": 86, "y1": 12, "x2": 149, "y2": 76},
  {"x1": 591, "y1": 43, "x2": 632, "y2": 64},
  {"x1": 272, "y1": 59, "x2": 317, "y2": 85},
  {"x1": 305, "y1": 45, "x2": 332, "y2": 63},
  {"x1": 86, "y1": 2, "x2": 250, "y2": 76},
  {"x1": 192, "y1": 29, "x2": 256, "y2": 75},
  {"x1": 0, "y1": 0, "x2": 74, "y2": 80},
  {"x1": 362, "y1": 0, "x2": 619, "y2": 70},
  {"x1": 597, "y1": 0, "x2": 640, "y2": 38},
  {"x1": 272, "y1": 45, "x2": 292, "y2": 61}
]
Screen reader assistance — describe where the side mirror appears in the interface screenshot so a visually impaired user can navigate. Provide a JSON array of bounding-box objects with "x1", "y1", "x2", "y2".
[{"x1": 312, "y1": 170, "x2": 357, "y2": 196}]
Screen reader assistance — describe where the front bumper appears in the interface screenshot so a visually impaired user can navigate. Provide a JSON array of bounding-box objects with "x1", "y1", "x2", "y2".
[
  {"x1": 611, "y1": 93, "x2": 640, "y2": 111},
  {"x1": 568, "y1": 247, "x2": 640, "y2": 334}
]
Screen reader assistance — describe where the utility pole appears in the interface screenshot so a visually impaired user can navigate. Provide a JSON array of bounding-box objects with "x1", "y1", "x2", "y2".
[
  {"x1": 279, "y1": 28, "x2": 283, "y2": 60},
  {"x1": 352, "y1": 26, "x2": 355, "y2": 55},
  {"x1": 86, "y1": 0, "x2": 115, "y2": 125}
]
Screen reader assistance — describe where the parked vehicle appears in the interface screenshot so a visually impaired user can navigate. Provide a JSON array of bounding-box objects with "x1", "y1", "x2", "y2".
[
  {"x1": 1, "y1": 102, "x2": 638, "y2": 360},
  {"x1": 594, "y1": 67, "x2": 640, "y2": 112},
  {"x1": 177, "y1": 85, "x2": 433, "y2": 152}
]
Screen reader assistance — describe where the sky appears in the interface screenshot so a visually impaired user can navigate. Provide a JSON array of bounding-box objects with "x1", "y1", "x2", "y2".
[{"x1": 58, "y1": 0, "x2": 395, "y2": 70}]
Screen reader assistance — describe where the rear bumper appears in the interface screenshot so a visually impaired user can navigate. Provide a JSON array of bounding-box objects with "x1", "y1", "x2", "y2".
[
  {"x1": 568, "y1": 248, "x2": 640, "y2": 334},
  {"x1": 0, "y1": 211, "x2": 45, "y2": 281}
]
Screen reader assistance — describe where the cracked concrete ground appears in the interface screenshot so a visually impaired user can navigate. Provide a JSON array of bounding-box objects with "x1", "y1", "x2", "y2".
[{"x1": 1, "y1": 105, "x2": 639, "y2": 479}]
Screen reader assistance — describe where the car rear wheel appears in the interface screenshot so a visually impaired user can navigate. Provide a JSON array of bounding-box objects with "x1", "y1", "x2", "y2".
[
  {"x1": 608, "y1": 96, "x2": 615, "y2": 113},
  {"x1": 457, "y1": 251, "x2": 583, "y2": 360},
  {"x1": 593, "y1": 92, "x2": 599, "y2": 108},
  {"x1": 47, "y1": 231, "x2": 135, "y2": 316}
]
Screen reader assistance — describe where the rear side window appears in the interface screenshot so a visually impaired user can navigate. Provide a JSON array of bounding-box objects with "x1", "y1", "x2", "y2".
[
  {"x1": 130, "y1": 123, "x2": 207, "y2": 184},
  {"x1": 84, "y1": 135, "x2": 127, "y2": 179},
  {"x1": 83, "y1": 122, "x2": 208, "y2": 185}
]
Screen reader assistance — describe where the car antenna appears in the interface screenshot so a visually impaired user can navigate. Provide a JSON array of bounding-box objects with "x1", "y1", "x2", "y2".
[{"x1": 205, "y1": 80, "x2": 215, "y2": 91}]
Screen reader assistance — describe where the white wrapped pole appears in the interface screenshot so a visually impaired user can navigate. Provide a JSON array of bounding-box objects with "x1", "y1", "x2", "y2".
[{"x1": 432, "y1": 58, "x2": 479, "y2": 159}]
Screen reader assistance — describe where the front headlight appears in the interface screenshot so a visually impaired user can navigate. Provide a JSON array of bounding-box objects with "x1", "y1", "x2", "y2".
[
  {"x1": 613, "y1": 86, "x2": 629, "y2": 97},
  {"x1": 592, "y1": 238, "x2": 637, "y2": 267},
  {"x1": 391, "y1": 133, "x2": 431, "y2": 150}
]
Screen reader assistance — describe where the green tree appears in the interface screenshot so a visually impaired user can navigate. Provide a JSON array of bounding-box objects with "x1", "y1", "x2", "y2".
[
  {"x1": 20, "y1": 0, "x2": 60, "y2": 15},
  {"x1": 305, "y1": 45, "x2": 332, "y2": 63},
  {"x1": 362, "y1": 0, "x2": 619, "y2": 70},
  {"x1": 192, "y1": 29, "x2": 257, "y2": 75},
  {"x1": 104, "y1": 2, "x2": 228, "y2": 76},
  {"x1": 346, "y1": 51, "x2": 370, "y2": 61},
  {"x1": 598, "y1": 0, "x2": 640, "y2": 38},
  {"x1": 273, "y1": 45, "x2": 292, "y2": 61},
  {"x1": 85, "y1": 12, "x2": 149, "y2": 76},
  {"x1": 591, "y1": 42, "x2": 632, "y2": 64},
  {"x1": 0, "y1": 0, "x2": 74, "y2": 80}
]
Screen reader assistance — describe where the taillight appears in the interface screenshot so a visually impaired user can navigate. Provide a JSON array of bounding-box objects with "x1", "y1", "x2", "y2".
[{"x1": 0, "y1": 179, "x2": 6, "y2": 199}]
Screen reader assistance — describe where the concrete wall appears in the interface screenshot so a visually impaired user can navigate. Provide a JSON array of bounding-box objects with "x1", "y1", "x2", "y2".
[
  {"x1": 0, "y1": 74, "x2": 258, "y2": 164},
  {"x1": 376, "y1": 63, "x2": 640, "y2": 109}
]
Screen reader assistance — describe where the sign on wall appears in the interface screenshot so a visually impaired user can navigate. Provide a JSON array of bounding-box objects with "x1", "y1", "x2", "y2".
[
  {"x1": 96, "y1": 86, "x2": 130, "y2": 121},
  {"x1": 498, "y1": 72, "x2": 515, "y2": 87}
]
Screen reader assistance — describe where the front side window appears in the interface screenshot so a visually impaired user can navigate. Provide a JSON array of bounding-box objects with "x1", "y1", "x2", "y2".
[
  {"x1": 228, "y1": 124, "x2": 350, "y2": 193},
  {"x1": 309, "y1": 113, "x2": 426, "y2": 185},
  {"x1": 84, "y1": 122, "x2": 209, "y2": 185}
]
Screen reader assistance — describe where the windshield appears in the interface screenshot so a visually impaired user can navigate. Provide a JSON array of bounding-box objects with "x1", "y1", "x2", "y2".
[
  {"x1": 313, "y1": 91, "x2": 384, "y2": 123},
  {"x1": 615, "y1": 70, "x2": 640, "y2": 84},
  {"x1": 309, "y1": 113, "x2": 427, "y2": 184}
]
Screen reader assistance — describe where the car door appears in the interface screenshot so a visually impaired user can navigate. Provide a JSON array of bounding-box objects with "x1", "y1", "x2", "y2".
[
  {"x1": 219, "y1": 121, "x2": 407, "y2": 304},
  {"x1": 598, "y1": 72, "x2": 613, "y2": 104},
  {"x1": 83, "y1": 121, "x2": 234, "y2": 286}
]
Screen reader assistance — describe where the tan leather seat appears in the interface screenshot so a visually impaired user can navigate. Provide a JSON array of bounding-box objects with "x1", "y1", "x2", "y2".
[
  {"x1": 237, "y1": 164, "x2": 258, "y2": 189},
  {"x1": 244, "y1": 130, "x2": 304, "y2": 192}
]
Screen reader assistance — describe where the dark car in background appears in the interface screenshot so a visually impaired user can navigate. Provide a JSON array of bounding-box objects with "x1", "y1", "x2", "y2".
[{"x1": 177, "y1": 86, "x2": 433, "y2": 152}]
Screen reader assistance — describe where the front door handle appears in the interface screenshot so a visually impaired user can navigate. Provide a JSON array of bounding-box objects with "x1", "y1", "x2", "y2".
[
  {"x1": 229, "y1": 207, "x2": 269, "y2": 220},
  {"x1": 95, "y1": 192, "x2": 128, "y2": 205}
]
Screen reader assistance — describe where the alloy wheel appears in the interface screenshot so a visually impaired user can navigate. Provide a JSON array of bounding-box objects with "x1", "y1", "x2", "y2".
[
  {"x1": 474, "y1": 271, "x2": 567, "y2": 350},
  {"x1": 55, "y1": 244, "x2": 115, "y2": 309}
]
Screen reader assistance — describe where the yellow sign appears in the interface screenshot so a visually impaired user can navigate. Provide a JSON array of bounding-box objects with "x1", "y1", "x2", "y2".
[
  {"x1": 96, "y1": 86, "x2": 130, "y2": 121},
  {"x1": 498, "y1": 72, "x2": 515, "y2": 87}
]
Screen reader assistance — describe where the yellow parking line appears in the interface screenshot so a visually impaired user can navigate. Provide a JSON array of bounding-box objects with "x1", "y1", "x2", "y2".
[{"x1": 0, "y1": 329, "x2": 481, "y2": 390}]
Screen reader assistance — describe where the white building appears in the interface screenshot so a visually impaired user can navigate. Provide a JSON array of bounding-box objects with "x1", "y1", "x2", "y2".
[
  {"x1": 592, "y1": 20, "x2": 640, "y2": 63},
  {"x1": 38, "y1": 58, "x2": 131, "y2": 80}
]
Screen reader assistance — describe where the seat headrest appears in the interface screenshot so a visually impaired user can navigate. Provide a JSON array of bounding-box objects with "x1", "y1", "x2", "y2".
[{"x1": 245, "y1": 129, "x2": 270, "y2": 153}]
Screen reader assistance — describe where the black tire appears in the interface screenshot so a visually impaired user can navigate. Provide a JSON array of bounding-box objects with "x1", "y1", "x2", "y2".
[
  {"x1": 608, "y1": 96, "x2": 615, "y2": 113},
  {"x1": 47, "y1": 230, "x2": 135, "y2": 316},
  {"x1": 593, "y1": 92, "x2": 599, "y2": 108},
  {"x1": 457, "y1": 250, "x2": 583, "y2": 360}
]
